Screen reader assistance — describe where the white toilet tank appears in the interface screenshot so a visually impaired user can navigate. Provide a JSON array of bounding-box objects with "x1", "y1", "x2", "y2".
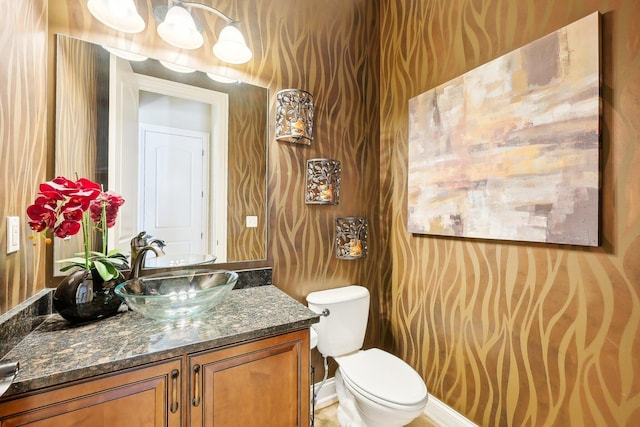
[{"x1": 306, "y1": 285, "x2": 370, "y2": 357}]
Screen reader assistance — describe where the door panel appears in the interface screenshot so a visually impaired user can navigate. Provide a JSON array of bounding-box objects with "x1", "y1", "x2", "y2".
[
  {"x1": 139, "y1": 123, "x2": 209, "y2": 255},
  {"x1": 0, "y1": 359, "x2": 182, "y2": 427},
  {"x1": 188, "y1": 330, "x2": 310, "y2": 427}
]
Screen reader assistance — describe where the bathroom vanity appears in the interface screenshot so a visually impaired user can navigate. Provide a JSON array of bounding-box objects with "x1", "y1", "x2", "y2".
[{"x1": 0, "y1": 284, "x2": 318, "y2": 426}]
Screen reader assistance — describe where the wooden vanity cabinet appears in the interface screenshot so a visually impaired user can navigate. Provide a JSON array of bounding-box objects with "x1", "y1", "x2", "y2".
[
  {"x1": 188, "y1": 329, "x2": 310, "y2": 427},
  {"x1": 0, "y1": 358, "x2": 183, "y2": 427},
  {"x1": 0, "y1": 329, "x2": 310, "y2": 427}
]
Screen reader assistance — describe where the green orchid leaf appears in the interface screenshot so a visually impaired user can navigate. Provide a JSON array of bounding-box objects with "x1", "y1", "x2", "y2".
[
  {"x1": 59, "y1": 264, "x2": 84, "y2": 272},
  {"x1": 107, "y1": 248, "x2": 125, "y2": 257},
  {"x1": 93, "y1": 260, "x2": 113, "y2": 281},
  {"x1": 107, "y1": 257, "x2": 127, "y2": 266},
  {"x1": 56, "y1": 257, "x2": 87, "y2": 265},
  {"x1": 105, "y1": 262, "x2": 118, "y2": 275}
]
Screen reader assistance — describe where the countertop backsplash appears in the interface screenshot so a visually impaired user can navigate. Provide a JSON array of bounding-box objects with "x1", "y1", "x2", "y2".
[{"x1": 0, "y1": 289, "x2": 52, "y2": 359}]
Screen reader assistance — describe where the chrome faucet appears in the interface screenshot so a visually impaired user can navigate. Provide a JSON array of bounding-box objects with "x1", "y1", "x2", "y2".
[{"x1": 129, "y1": 232, "x2": 166, "y2": 280}]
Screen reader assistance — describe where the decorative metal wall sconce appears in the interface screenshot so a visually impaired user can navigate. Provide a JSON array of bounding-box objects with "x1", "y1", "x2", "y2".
[
  {"x1": 275, "y1": 89, "x2": 314, "y2": 145},
  {"x1": 336, "y1": 217, "x2": 367, "y2": 259},
  {"x1": 305, "y1": 158, "x2": 341, "y2": 205}
]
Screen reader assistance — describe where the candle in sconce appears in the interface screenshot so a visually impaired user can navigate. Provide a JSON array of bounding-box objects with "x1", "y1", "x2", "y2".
[
  {"x1": 318, "y1": 184, "x2": 334, "y2": 203},
  {"x1": 291, "y1": 117, "x2": 305, "y2": 136},
  {"x1": 349, "y1": 239, "x2": 363, "y2": 257}
]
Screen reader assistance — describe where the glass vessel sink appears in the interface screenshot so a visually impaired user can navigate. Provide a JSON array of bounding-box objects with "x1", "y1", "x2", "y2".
[
  {"x1": 143, "y1": 253, "x2": 217, "y2": 269},
  {"x1": 115, "y1": 269, "x2": 238, "y2": 320}
]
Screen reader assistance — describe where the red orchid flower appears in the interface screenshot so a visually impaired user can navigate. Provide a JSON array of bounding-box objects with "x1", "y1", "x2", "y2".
[
  {"x1": 90, "y1": 191, "x2": 125, "y2": 228},
  {"x1": 27, "y1": 175, "x2": 126, "y2": 282},
  {"x1": 54, "y1": 220, "x2": 81, "y2": 238},
  {"x1": 27, "y1": 176, "x2": 124, "y2": 238},
  {"x1": 26, "y1": 201, "x2": 58, "y2": 231}
]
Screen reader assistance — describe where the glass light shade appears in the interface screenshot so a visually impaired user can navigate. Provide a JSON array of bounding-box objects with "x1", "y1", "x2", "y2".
[
  {"x1": 159, "y1": 60, "x2": 196, "y2": 73},
  {"x1": 213, "y1": 24, "x2": 252, "y2": 64},
  {"x1": 103, "y1": 45, "x2": 148, "y2": 62},
  {"x1": 157, "y1": 5, "x2": 204, "y2": 50},
  {"x1": 87, "y1": 0, "x2": 145, "y2": 33}
]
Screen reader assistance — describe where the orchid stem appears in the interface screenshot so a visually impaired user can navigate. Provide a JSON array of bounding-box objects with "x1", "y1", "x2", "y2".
[
  {"x1": 83, "y1": 211, "x2": 90, "y2": 271},
  {"x1": 101, "y1": 200, "x2": 107, "y2": 256}
]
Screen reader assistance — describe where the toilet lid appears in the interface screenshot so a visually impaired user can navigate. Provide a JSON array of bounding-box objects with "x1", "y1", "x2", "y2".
[{"x1": 336, "y1": 348, "x2": 428, "y2": 407}]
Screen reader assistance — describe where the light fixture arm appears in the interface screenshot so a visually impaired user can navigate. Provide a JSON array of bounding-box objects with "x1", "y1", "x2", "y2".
[{"x1": 174, "y1": 1, "x2": 236, "y2": 24}]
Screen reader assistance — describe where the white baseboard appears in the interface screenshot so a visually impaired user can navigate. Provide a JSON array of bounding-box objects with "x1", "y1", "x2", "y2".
[
  {"x1": 312, "y1": 377, "x2": 337, "y2": 409},
  {"x1": 311, "y1": 378, "x2": 477, "y2": 426},
  {"x1": 423, "y1": 394, "x2": 478, "y2": 427}
]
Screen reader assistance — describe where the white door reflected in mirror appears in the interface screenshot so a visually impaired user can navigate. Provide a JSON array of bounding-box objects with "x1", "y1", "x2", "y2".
[{"x1": 139, "y1": 124, "x2": 209, "y2": 256}]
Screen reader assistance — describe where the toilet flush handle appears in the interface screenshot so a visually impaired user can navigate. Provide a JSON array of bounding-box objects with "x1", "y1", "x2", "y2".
[{"x1": 320, "y1": 308, "x2": 330, "y2": 317}]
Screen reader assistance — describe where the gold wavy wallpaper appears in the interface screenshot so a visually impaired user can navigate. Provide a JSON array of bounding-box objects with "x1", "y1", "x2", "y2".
[
  {"x1": 2, "y1": 0, "x2": 639, "y2": 426},
  {"x1": 226, "y1": 82, "x2": 267, "y2": 262},
  {"x1": 0, "y1": 0, "x2": 47, "y2": 311},
  {"x1": 380, "y1": 0, "x2": 640, "y2": 426}
]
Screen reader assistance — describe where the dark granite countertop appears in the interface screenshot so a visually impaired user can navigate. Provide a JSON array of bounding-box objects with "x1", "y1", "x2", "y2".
[{"x1": 0, "y1": 285, "x2": 318, "y2": 398}]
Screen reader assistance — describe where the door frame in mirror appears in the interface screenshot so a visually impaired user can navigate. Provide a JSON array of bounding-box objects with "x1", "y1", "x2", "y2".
[{"x1": 108, "y1": 57, "x2": 229, "y2": 263}]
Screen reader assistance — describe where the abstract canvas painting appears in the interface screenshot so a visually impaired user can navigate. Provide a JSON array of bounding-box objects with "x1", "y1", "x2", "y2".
[{"x1": 407, "y1": 12, "x2": 600, "y2": 246}]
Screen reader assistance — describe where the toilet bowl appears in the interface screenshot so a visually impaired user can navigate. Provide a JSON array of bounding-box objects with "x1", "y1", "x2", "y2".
[
  {"x1": 335, "y1": 349, "x2": 428, "y2": 427},
  {"x1": 307, "y1": 286, "x2": 428, "y2": 427}
]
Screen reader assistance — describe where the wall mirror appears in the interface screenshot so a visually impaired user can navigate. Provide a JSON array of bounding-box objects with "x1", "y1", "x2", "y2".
[{"x1": 54, "y1": 34, "x2": 267, "y2": 275}]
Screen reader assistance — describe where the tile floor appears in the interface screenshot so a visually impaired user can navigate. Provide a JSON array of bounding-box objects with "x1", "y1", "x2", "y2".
[{"x1": 313, "y1": 402, "x2": 439, "y2": 427}]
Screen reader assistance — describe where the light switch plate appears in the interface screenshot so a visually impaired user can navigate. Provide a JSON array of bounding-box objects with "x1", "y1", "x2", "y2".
[
  {"x1": 7, "y1": 216, "x2": 20, "y2": 254},
  {"x1": 246, "y1": 216, "x2": 258, "y2": 228}
]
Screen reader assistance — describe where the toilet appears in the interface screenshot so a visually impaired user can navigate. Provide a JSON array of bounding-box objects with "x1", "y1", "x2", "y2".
[{"x1": 307, "y1": 285, "x2": 428, "y2": 427}]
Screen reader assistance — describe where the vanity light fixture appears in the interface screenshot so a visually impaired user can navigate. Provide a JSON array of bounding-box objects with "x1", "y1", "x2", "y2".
[
  {"x1": 87, "y1": 0, "x2": 253, "y2": 65},
  {"x1": 87, "y1": 0, "x2": 145, "y2": 33},
  {"x1": 155, "y1": 1, "x2": 253, "y2": 64}
]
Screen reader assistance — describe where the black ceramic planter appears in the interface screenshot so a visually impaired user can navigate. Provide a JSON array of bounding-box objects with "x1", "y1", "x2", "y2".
[{"x1": 53, "y1": 268, "x2": 125, "y2": 323}]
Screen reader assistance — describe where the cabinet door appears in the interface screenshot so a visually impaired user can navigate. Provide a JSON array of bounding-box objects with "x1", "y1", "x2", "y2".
[
  {"x1": 189, "y1": 329, "x2": 310, "y2": 427},
  {"x1": 0, "y1": 358, "x2": 183, "y2": 427}
]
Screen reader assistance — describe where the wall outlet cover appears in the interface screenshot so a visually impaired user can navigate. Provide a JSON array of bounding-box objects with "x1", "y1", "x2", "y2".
[
  {"x1": 7, "y1": 216, "x2": 20, "y2": 254},
  {"x1": 246, "y1": 216, "x2": 258, "y2": 228}
]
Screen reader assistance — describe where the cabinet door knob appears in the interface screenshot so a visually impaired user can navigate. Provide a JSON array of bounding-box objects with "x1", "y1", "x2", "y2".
[
  {"x1": 192, "y1": 365, "x2": 201, "y2": 407},
  {"x1": 170, "y1": 369, "x2": 180, "y2": 413}
]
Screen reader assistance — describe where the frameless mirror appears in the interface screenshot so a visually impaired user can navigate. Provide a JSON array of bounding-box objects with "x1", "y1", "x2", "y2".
[{"x1": 54, "y1": 34, "x2": 267, "y2": 275}]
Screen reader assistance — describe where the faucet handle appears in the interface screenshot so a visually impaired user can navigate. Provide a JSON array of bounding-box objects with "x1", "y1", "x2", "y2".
[{"x1": 131, "y1": 231, "x2": 148, "y2": 248}]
